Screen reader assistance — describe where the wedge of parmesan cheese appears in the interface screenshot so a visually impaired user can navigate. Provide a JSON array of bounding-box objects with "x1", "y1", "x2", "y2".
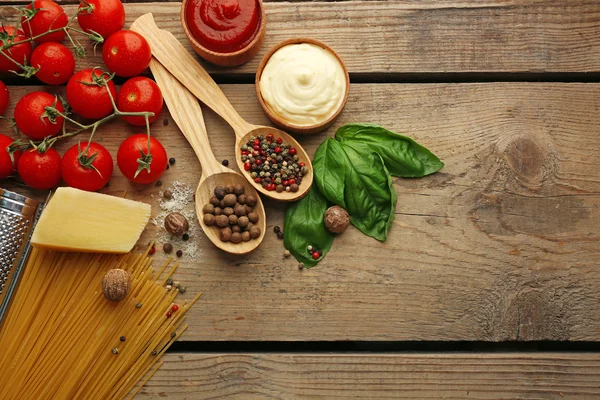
[{"x1": 31, "y1": 187, "x2": 151, "y2": 253}]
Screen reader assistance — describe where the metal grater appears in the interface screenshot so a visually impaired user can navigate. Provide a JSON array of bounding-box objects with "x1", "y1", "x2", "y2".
[{"x1": 0, "y1": 188, "x2": 44, "y2": 323}]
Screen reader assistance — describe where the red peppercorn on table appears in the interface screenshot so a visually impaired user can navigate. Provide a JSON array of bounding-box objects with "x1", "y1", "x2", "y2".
[{"x1": 2, "y1": 1, "x2": 600, "y2": 398}]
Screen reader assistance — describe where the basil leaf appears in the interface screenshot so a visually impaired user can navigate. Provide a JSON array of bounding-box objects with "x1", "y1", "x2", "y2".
[
  {"x1": 340, "y1": 147, "x2": 396, "y2": 241},
  {"x1": 313, "y1": 138, "x2": 347, "y2": 207},
  {"x1": 336, "y1": 123, "x2": 444, "y2": 177},
  {"x1": 284, "y1": 187, "x2": 334, "y2": 268}
]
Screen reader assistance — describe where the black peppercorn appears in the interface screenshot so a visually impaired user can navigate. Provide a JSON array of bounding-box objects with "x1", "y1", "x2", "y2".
[
  {"x1": 182, "y1": 233, "x2": 189, "y2": 241},
  {"x1": 163, "y1": 118, "x2": 169, "y2": 126},
  {"x1": 176, "y1": 250, "x2": 183, "y2": 257},
  {"x1": 277, "y1": 231, "x2": 284, "y2": 240},
  {"x1": 120, "y1": 336, "x2": 126, "y2": 342},
  {"x1": 222, "y1": 159, "x2": 229, "y2": 166},
  {"x1": 156, "y1": 180, "x2": 162, "y2": 187},
  {"x1": 273, "y1": 226, "x2": 281, "y2": 234},
  {"x1": 169, "y1": 157, "x2": 176, "y2": 165}
]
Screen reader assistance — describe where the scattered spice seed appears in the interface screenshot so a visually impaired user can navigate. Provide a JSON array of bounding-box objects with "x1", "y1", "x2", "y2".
[
  {"x1": 163, "y1": 118, "x2": 169, "y2": 126},
  {"x1": 156, "y1": 180, "x2": 162, "y2": 187},
  {"x1": 174, "y1": 281, "x2": 180, "y2": 288},
  {"x1": 277, "y1": 231, "x2": 284, "y2": 240},
  {"x1": 163, "y1": 243, "x2": 173, "y2": 254},
  {"x1": 273, "y1": 226, "x2": 281, "y2": 234},
  {"x1": 135, "y1": 303, "x2": 142, "y2": 308},
  {"x1": 178, "y1": 286, "x2": 186, "y2": 294},
  {"x1": 283, "y1": 250, "x2": 291, "y2": 258},
  {"x1": 120, "y1": 336, "x2": 126, "y2": 342},
  {"x1": 166, "y1": 311, "x2": 172, "y2": 318},
  {"x1": 298, "y1": 263, "x2": 304, "y2": 270},
  {"x1": 166, "y1": 278, "x2": 173, "y2": 285},
  {"x1": 169, "y1": 157, "x2": 176, "y2": 165},
  {"x1": 176, "y1": 250, "x2": 183, "y2": 257},
  {"x1": 222, "y1": 159, "x2": 229, "y2": 166},
  {"x1": 112, "y1": 348, "x2": 119, "y2": 355},
  {"x1": 172, "y1": 304, "x2": 179, "y2": 312},
  {"x1": 163, "y1": 190, "x2": 173, "y2": 199},
  {"x1": 166, "y1": 285, "x2": 172, "y2": 290},
  {"x1": 166, "y1": 164, "x2": 169, "y2": 170},
  {"x1": 151, "y1": 350, "x2": 157, "y2": 356},
  {"x1": 182, "y1": 233, "x2": 189, "y2": 241},
  {"x1": 149, "y1": 246, "x2": 156, "y2": 255}
]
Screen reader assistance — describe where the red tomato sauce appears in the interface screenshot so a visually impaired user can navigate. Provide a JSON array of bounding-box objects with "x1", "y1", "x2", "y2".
[{"x1": 185, "y1": 0, "x2": 261, "y2": 53}]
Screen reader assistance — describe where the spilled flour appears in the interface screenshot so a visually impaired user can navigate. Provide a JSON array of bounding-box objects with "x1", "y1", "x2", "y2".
[{"x1": 152, "y1": 181, "x2": 204, "y2": 260}]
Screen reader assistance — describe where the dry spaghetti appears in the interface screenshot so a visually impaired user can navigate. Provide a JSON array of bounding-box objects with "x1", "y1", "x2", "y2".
[{"x1": 0, "y1": 247, "x2": 200, "y2": 400}]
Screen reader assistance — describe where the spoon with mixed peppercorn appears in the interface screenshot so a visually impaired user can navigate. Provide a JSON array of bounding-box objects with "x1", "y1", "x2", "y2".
[
  {"x1": 132, "y1": 14, "x2": 313, "y2": 202},
  {"x1": 150, "y1": 59, "x2": 266, "y2": 254}
]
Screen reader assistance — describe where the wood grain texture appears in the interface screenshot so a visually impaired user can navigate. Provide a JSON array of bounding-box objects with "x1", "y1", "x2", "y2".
[
  {"x1": 135, "y1": 353, "x2": 600, "y2": 399},
  {"x1": 2, "y1": 82, "x2": 599, "y2": 342},
  {"x1": 2, "y1": 1, "x2": 600, "y2": 74}
]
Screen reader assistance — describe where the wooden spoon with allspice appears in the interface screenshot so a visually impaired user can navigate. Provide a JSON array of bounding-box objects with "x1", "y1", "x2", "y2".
[{"x1": 150, "y1": 59, "x2": 266, "y2": 254}]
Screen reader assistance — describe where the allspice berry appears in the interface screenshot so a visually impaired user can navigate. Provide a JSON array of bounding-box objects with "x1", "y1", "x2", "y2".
[
  {"x1": 238, "y1": 194, "x2": 247, "y2": 205},
  {"x1": 249, "y1": 225, "x2": 261, "y2": 239},
  {"x1": 203, "y1": 214, "x2": 216, "y2": 226},
  {"x1": 164, "y1": 212, "x2": 189, "y2": 236},
  {"x1": 223, "y1": 207, "x2": 234, "y2": 216},
  {"x1": 232, "y1": 225, "x2": 242, "y2": 233},
  {"x1": 244, "y1": 205, "x2": 253, "y2": 215},
  {"x1": 241, "y1": 231, "x2": 251, "y2": 242},
  {"x1": 228, "y1": 214, "x2": 238, "y2": 226},
  {"x1": 234, "y1": 204, "x2": 246, "y2": 217},
  {"x1": 324, "y1": 205, "x2": 350, "y2": 233},
  {"x1": 214, "y1": 207, "x2": 222, "y2": 216},
  {"x1": 220, "y1": 227, "x2": 232, "y2": 242},
  {"x1": 230, "y1": 232, "x2": 242, "y2": 244},
  {"x1": 203, "y1": 204, "x2": 215, "y2": 214},
  {"x1": 215, "y1": 215, "x2": 229, "y2": 228},
  {"x1": 102, "y1": 269, "x2": 131, "y2": 302},
  {"x1": 233, "y1": 184, "x2": 245, "y2": 195},
  {"x1": 247, "y1": 212, "x2": 259, "y2": 224},
  {"x1": 210, "y1": 197, "x2": 220, "y2": 207},
  {"x1": 245, "y1": 194, "x2": 257, "y2": 206},
  {"x1": 214, "y1": 186, "x2": 226, "y2": 200},
  {"x1": 223, "y1": 194, "x2": 237, "y2": 207},
  {"x1": 225, "y1": 185, "x2": 234, "y2": 194},
  {"x1": 237, "y1": 216, "x2": 249, "y2": 228}
]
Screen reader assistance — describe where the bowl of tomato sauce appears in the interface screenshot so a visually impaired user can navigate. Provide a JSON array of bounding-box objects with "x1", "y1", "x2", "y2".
[{"x1": 181, "y1": 0, "x2": 266, "y2": 67}]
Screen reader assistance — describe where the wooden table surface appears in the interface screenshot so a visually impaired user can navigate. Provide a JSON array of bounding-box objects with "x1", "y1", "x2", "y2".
[{"x1": 2, "y1": 0, "x2": 600, "y2": 398}]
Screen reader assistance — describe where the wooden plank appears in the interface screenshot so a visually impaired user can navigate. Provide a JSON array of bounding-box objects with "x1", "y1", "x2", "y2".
[
  {"x1": 2, "y1": 82, "x2": 599, "y2": 342},
  {"x1": 135, "y1": 353, "x2": 600, "y2": 399},
  {"x1": 2, "y1": 1, "x2": 600, "y2": 75}
]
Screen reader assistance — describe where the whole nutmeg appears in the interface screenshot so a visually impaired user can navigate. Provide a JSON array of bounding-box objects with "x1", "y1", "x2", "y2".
[
  {"x1": 214, "y1": 186, "x2": 226, "y2": 200},
  {"x1": 241, "y1": 231, "x2": 251, "y2": 242},
  {"x1": 324, "y1": 205, "x2": 350, "y2": 234},
  {"x1": 210, "y1": 196, "x2": 220, "y2": 207},
  {"x1": 238, "y1": 194, "x2": 247, "y2": 205},
  {"x1": 228, "y1": 214, "x2": 238, "y2": 226},
  {"x1": 233, "y1": 184, "x2": 245, "y2": 195},
  {"x1": 247, "y1": 212, "x2": 259, "y2": 224},
  {"x1": 223, "y1": 207, "x2": 234, "y2": 216},
  {"x1": 203, "y1": 204, "x2": 215, "y2": 214},
  {"x1": 231, "y1": 232, "x2": 242, "y2": 244},
  {"x1": 234, "y1": 204, "x2": 246, "y2": 217},
  {"x1": 203, "y1": 213, "x2": 216, "y2": 226},
  {"x1": 237, "y1": 216, "x2": 249, "y2": 228},
  {"x1": 215, "y1": 214, "x2": 229, "y2": 228},
  {"x1": 164, "y1": 212, "x2": 189, "y2": 236},
  {"x1": 249, "y1": 225, "x2": 261, "y2": 239},
  {"x1": 219, "y1": 227, "x2": 232, "y2": 242},
  {"x1": 245, "y1": 194, "x2": 257, "y2": 206},
  {"x1": 223, "y1": 194, "x2": 237, "y2": 207},
  {"x1": 102, "y1": 269, "x2": 131, "y2": 302}
]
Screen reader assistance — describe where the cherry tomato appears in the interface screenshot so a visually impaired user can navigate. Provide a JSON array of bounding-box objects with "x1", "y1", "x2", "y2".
[
  {"x1": 117, "y1": 77, "x2": 163, "y2": 126},
  {"x1": 0, "y1": 27, "x2": 33, "y2": 74},
  {"x1": 31, "y1": 42, "x2": 75, "y2": 85},
  {"x1": 18, "y1": 147, "x2": 61, "y2": 189},
  {"x1": 21, "y1": 0, "x2": 68, "y2": 43},
  {"x1": 61, "y1": 141, "x2": 113, "y2": 191},
  {"x1": 66, "y1": 68, "x2": 117, "y2": 120},
  {"x1": 77, "y1": 0, "x2": 125, "y2": 40},
  {"x1": 117, "y1": 134, "x2": 167, "y2": 184},
  {"x1": 0, "y1": 134, "x2": 21, "y2": 179},
  {"x1": 14, "y1": 92, "x2": 64, "y2": 140},
  {"x1": 103, "y1": 30, "x2": 152, "y2": 77},
  {"x1": 0, "y1": 81, "x2": 9, "y2": 116}
]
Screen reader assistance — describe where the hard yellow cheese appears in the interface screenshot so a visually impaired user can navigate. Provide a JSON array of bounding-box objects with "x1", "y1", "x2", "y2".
[{"x1": 31, "y1": 187, "x2": 151, "y2": 254}]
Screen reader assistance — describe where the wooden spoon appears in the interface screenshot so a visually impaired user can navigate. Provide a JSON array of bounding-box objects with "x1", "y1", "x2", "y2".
[
  {"x1": 131, "y1": 13, "x2": 313, "y2": 202},
  {"x1": 149, "y1": 59, "x2": 266, "y2": 254}
]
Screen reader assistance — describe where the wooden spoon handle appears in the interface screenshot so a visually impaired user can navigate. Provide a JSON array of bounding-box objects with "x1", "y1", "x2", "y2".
[
  {"x1": 149, "y1": 58, "x2": 223, "y2": 177},
  {"x1": 131, "y1": 13, "x2": 253, "y2": 138}
]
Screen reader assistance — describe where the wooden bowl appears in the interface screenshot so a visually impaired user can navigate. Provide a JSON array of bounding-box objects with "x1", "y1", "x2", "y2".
[
  {"x1": 255, "y1": 38, "x2": 350, "y2": 135},
  {"x1": 180, "y1": 0, "x2": 267, "y2": 67}
]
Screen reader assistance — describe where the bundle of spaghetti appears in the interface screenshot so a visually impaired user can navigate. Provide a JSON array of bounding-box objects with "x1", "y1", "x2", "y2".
[{"x1": 0, "y1": 246, "x2": 201, "y2": 400}]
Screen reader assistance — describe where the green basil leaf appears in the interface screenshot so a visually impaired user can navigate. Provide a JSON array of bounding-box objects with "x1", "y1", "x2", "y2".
[
  {"x1": 284, "y1": 187, "x2": 334, "y2": 268},
  {"x1": 340, "y1": 147, "x2": 396, "y2": 241},
  {"x1": 335, "y1": 123, "x2": 444, "y2": 177},
  {"x1": 313, "y1": 138, "x2": 347, "y2": 207}
]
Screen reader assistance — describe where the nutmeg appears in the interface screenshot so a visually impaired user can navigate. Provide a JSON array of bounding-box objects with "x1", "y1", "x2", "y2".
[
  {"x1": 102, "y1": 269, "x2": 131, "y2": 302},
  {"x1": 164, "y1": 212, "x2": 189, "y2": 236},
  {"x1": 324, "y1": 205, "x2": 350, "y2": 234}
]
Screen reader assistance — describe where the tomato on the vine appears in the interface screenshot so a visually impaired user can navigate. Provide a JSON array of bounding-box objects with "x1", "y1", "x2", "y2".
[
  {"x1": 17, "y1": 147, "x2": 61, "y2": 189},
  {"x1": 31, "y1": 42, "x2": 75, "y2": 85},
  {"x1": 61, "y1": 141, "x2": 113, "y2": 192},
  {"x1": 0, "y1": 27, "x2": 33, "y2": 74},
  {"x1": 14, "y1": 92, "x2": 64, "y2": 140},
  {"x1": 66, "y1": 68, "x2": 118, "y2": 120},
  {"x1": 77, "y1": 0, "x2": 125, "y2": 40},
  {"x1": 21, "y1": 0, "x2": 68, "y2": 43},
  {"x1": 103, "y1": 30, "x2": 152, "y2": 77},
  {"x1": 0, "y1": 134, "x2": 21, "y2": 179},
  {"x1": 117, "y1": 134, "x2": 167, "y2": 184},
  {"x1": 117, "y1": 77, "x2": 163, "y2": 126},
  {"x1": 0, "y1": 81, "x2": 9, "y2": 116}
]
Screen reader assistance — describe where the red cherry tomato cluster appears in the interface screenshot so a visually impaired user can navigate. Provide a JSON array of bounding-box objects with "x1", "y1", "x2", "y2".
[{"x1": 0, "y1": 0, "x2": 169, "y2": 191}]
